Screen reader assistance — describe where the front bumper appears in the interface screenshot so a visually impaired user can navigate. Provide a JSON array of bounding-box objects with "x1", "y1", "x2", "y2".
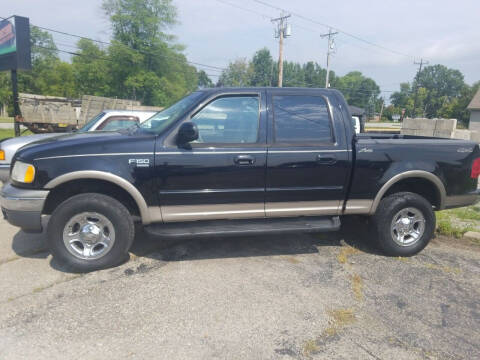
[
  {"x1": 0, "y1": 164, "x2": 10, "y2": 182},
  {"x1": 0, "y1": 183, "x2": 49, "y2": 233}
]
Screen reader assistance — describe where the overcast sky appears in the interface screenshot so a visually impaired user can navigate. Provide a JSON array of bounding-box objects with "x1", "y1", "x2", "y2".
[{"x1": 4, "y1": 0, "x2": 480, "y2": 97}]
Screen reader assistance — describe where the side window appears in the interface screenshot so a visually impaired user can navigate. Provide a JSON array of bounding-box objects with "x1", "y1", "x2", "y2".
[
  {"x1": 273, "y1": 95, "x2": 333, "y2": 143},
  {"x1": 191, "y1": 96, "x2": 259, "y2": 144}
]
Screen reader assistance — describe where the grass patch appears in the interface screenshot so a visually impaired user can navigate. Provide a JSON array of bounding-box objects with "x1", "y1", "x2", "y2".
[
  {"x1": 351, "y1": 274, "x2": 364, "y2": 301},
  {"x1": 322, "y1": 308, "x2": 356, "y2": 338},
  {"x1": 0, "y1": 117, "x2": 13, "y2": 123},
  {"x1": 336, "y1": 245, "x2": 360, "y2": 264},
  {"x1": 424, "y1": 262, "x2": 462, "y2": 275},
  {"x1": 0, "y1": 129, "x2": 33, "y2": 140},
  {"x1": 302, "y1": 339, "x2": 319, "y2": 357},
  {"x1": 435, "y1": 211, "x2": 474, "y2": 238}
]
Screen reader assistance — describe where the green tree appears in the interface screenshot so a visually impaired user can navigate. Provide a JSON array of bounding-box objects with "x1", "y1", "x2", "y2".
[
  {"x1": 303, "y1": 61, "x2": 327, "y2": 88},
  {"x1": 197, "y1": 70, "x2": 213, "y2": 88},
  {"x1": 336, "y1": 71, "x2": 380, "y2": 111},
  {"x1": 438, "y1": 81, "x2": 480, "y2": 127},
  {"x1": 218, "y1": 58, "x2": 252, "y2": 87},
  {"x1": 415, "y1": 64, "x2": 465, "y2": 118},
  {"x1": 72, "y1": 39, "x2": 112, "y2": 96},
  {"x1": 250, "y1": 48, "x2": 273, "y2": 86},
  {"x1": 103, "y1": 0, "x2": 197, "y2": 105}
]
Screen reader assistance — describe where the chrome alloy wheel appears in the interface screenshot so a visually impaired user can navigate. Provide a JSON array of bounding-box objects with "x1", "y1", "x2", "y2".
[
  {"x1": 63, "y1": 212, "x2": 116, "y2": 260},
  {"x1": 390, "y1": 207, "x2": 426, "y2": 247}
]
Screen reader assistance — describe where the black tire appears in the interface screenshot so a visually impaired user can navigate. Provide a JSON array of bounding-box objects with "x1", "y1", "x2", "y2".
[
  {"x1": 47, "y1": 193, "x2": 135, "y2": 272},
  {"x1": 372, "y1": 192, "x2": 435, "y2": 256}
]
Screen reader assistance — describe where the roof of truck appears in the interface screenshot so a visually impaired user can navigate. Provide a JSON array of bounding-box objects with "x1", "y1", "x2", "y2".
[{"x1": 197, "y1": 87, "x2": 342, "y2": 94}]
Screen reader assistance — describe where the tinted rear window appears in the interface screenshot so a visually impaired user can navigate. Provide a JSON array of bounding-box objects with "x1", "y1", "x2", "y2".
[{"x1": 273, "y1": 95, "x2": 332, "y2": 143}]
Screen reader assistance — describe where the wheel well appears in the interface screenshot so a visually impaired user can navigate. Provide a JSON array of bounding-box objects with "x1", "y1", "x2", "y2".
[
  {"x1": 383, "y1": 177, "x2": 441, "y2": 209},
  {"x1": 43, "y1": 179, "x2": 141, "y2": 217}
]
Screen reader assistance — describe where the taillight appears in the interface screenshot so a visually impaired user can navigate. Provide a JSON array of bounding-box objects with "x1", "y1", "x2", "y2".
[{"x1": 471, "y1": 158, "x2": 480, "y2": 179}]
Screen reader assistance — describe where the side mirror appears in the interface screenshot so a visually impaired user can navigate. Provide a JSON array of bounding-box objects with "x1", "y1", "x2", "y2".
[{"x1": 177, "y1": 121, "x2": 199, "y2": 145}]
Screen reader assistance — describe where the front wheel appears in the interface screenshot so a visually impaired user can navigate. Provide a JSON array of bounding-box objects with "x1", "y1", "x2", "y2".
[
  {"x1": 372, "y1": 192, "x2": 435, "y2": 256},
  {"x1": 47, "y1": 193, "x2": 135, "y2": 272}
]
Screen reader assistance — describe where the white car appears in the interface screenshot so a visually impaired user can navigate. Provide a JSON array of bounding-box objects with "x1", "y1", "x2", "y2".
[
  {"x1": 352, "y1": 116, "x2": 361, "y2": 134},
  {"x1": 0, "y1": 110, "x2": 156, "y2": 181}
]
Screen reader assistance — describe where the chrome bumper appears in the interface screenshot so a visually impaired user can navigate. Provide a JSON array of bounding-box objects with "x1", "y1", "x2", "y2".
[
  {"x1": 0, "y1": 164, "x2": 10, "y2": 182},
  {"x1": 0, "y1": 183, "x2": 49, "y2": 233}
]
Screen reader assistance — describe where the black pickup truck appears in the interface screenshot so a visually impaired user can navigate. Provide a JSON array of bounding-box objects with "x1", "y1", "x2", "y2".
[{"x1": 1, "y1": 87, "x2": 479, "y2": 271}]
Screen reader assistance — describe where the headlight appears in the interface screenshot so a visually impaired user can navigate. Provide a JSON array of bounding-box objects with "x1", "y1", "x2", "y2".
[{"x1": 11, "y1": 161, "x2": 35, "y2": 183}]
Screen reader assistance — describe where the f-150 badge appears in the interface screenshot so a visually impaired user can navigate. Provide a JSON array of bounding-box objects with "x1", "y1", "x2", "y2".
[{"x1": 129, "y1": 159, "x2": 150, "y2": 167}]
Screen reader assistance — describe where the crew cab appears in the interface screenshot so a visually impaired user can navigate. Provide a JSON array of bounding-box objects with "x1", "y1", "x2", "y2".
[
  {"x1": 1, "y1": 88, "x2": 479, "y2": 272},
  {"x1": 0, "y1": 110, "x2": 156, "y2": 181}
]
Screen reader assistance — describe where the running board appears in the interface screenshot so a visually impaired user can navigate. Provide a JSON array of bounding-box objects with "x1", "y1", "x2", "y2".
[{"x1": 144, "y1": 216, "x2": 341, "y2": 238}]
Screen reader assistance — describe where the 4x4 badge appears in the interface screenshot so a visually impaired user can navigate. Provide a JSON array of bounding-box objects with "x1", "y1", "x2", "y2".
[{"x1": 129, "y1": 159, "x2": 150, "y2": 167}]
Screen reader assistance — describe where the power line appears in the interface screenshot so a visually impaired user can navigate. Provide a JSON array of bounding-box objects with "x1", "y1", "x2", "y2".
[
  {"x1": 215, "y1": 0, "x2": 271, "y2": 19},
  {"x1": 24, "y1": 22, "x2": 227, "y2": 72},
  {"x1": 252, "y1": 0, "x2": 418, "y2": 60}
]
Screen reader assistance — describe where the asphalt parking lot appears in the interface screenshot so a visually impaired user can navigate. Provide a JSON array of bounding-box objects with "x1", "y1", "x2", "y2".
[{"x1": 0, "y1": 216, "x2": 479, "y2": 360}]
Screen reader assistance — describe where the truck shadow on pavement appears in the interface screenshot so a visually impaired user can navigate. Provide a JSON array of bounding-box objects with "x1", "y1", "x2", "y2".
[
  {"x1": 128, "y1": 216, "x2": 382, "y2": 264},
  {"x1": 11, "y1": 216, "x2": 382, "y2": 273}
]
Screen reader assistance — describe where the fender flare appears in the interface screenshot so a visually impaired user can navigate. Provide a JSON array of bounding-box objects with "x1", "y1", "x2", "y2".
[
  {"x1": 369, "y1": 170, "x2": 446, "y2": 214},
  {"x1": 44, "y1": 170, "x2": 158, "y2": 224}
]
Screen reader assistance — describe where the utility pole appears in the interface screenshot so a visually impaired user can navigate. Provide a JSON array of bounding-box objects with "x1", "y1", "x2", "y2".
[
  {"x1": 272, "y1": 14, "x2": 291, "y2": 87},
  {"x1": 412, "y1": 58, "x2": 428, "y2": 118},
  {"x1": 11, "y1": 70, "x2": 21, "y2": 137},
  {"x1": 320, "y1": 28, "x2": 338, "y2": 88}
]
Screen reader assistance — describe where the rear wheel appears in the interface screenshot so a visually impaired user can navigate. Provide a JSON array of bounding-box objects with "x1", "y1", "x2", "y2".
[
  {"x1": 47, "y1": 193, "x2": 135, "y2": 272},
  {"x1": 372, "y1": 192, "x2": 435, "y2": 256}
]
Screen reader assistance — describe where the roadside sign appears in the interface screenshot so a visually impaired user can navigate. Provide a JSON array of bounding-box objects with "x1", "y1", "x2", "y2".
[{"x1": 0, "y1": 16, "x2": 31, "y2": 71}]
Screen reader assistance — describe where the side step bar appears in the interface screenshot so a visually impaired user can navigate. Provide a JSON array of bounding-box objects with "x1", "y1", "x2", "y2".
[{"x1": 144, "y1": 216, "x2": 341, "y2": 238}]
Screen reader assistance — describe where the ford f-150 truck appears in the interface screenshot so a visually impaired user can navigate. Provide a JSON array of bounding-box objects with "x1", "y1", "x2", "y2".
[{"x1": 1, "y1": 87, "x2": 479, "y2": 272}]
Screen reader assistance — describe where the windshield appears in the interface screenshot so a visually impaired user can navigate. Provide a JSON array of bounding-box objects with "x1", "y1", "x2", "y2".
[
  {"x1": 78, "y1": 112, "x2": 105, "y2": 133},
  {"x1": 140, "y1": 92, "x2": 204, "y2": 134}
]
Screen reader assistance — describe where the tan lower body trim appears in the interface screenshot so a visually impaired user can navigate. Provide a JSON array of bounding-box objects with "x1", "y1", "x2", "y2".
[
  {"x1": 158, "y1": 199, "x2": 376, "y2": 223},
  {"x1": 342, "y1": 199, "x2": 374, "y2": 215},
  {"x1": 265, "y1": 200, "x2": 341, "y2": 217},
  {"x1": 161, "y1": 203, "x2": 265, "y2": 222}
]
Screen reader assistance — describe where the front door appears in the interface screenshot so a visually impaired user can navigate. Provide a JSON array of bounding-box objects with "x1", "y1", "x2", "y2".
[
  {"x1": 265, "y1": 90, "x2": 350, "y2": 217},
  {"x1": 156, "y1": 92, "x2": 267, "y2": 222}
]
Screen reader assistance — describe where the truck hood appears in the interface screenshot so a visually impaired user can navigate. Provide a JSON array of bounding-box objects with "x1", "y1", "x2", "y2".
[{"x1": 14, "y1": 131, "x2": 155, "y2": 164}]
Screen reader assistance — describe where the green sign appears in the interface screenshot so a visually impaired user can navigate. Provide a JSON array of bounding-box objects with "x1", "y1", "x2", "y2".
[{"x1": 0, "y1": 18, "x2": 16, "y2": 56}]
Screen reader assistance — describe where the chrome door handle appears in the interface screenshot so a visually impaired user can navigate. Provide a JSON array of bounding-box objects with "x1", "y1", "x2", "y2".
[
  {"x1": 316, "y1": 154, "x2": 337, "y2": 165},
  {"x1": 234, "y1": 154, "x2": 255, "y2": 166}
]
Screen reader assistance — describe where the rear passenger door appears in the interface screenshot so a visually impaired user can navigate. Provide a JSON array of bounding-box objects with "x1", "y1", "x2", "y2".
[{"x1": 265, "y1": 90, "x2": 350, "y2": 217}]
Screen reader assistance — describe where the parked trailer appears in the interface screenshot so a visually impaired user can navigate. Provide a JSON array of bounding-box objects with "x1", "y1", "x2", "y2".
[{"x1": 17, "y1": 93, "x2": 162, "y2": 133}]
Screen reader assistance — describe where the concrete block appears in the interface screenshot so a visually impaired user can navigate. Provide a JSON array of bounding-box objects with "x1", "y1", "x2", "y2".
[
  {"x1": 402, "y1": 129, "x2": 435, "y2": 136},
  {"x1": 435, "y1": 118, "x2": 457, "y2": 131},
  {"x1": 400, "y1": 129, "x2": 415, "y2": 136},
  {"x1": 417, "y1": 119, "x2": 437, "y2": 130},
  {"x1": 469, "y1": 131, "x2": 480, "y2": 143},
  {"x1": 402, "y1": 118, "x2": 418, "y2": 129},
  {"x1": 464, "y1": 231, "x2": 480, "y2": 241},
  {"x1": 453, "y1": 129, "x2": 471, "y2": 140},
  {"x1": 418, "y1": 129, "x2": 435, "y2": 136},
  {"x1": 434, "y1": 130, "x2": 454, "y2": 138}
]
